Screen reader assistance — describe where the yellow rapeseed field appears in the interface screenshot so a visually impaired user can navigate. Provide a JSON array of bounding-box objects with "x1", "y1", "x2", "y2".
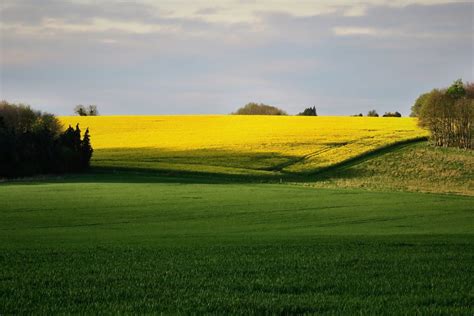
[{"x1": 60, "y1": 115, "x2": 428, "y2": 175}]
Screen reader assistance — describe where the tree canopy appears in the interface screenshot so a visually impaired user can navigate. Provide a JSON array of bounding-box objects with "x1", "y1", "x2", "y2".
[
  {"x1": 1, "y1": 101, "x2": 93, "y2": 177},
  {"x1": 367, "y1": 110, "x2": 379, "y2": 117},
  {"x1": 416, "y1": 79, "x2": 473, "y2": 149},
  {"x1": 298, "y1": 106, "x2": 317, "y2": 116},
  {"x1": 233, "y1": 103, "x2": 287, "y2": 115}
]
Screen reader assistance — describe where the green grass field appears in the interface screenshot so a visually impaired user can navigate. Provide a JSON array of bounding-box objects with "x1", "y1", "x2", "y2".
[
  {"x1": 1, "y1": 170, "x2": 473, "y2": 314},
  {"x1": 310, "y1": 142, "x2": 474, "y2": 195}
]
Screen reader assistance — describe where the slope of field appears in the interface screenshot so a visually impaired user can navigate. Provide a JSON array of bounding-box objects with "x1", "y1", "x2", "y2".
[
  {"x1": 60, "y1": 116, "x2": 427, "y2": 175},
  {"x1": 0, "y1": 174, "x2": 473, "y2": 314},
  {"x1": 310, "y1": 142, "x2": 474, "y2": 195}
]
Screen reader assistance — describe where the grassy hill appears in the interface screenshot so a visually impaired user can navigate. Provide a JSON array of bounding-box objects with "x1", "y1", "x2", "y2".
[
  {"x1": 0, "y1": 175, "x2": 473, "y2": 314},
  {"x1": 60, "y1": 116, "x2": 427, "y2": 176},
  {"x1": 310, "y1": 141, "x2": 474, "y2": 195}
]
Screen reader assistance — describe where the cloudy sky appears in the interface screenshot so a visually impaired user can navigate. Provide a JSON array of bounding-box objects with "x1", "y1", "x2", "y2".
[{"x1": 0, "y1": 0, "x2": 472, "y2": 115}]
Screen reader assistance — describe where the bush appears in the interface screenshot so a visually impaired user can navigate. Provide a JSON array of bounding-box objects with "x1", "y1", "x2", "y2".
[
  {"x1": 367, "y1": 110, "x2": 379, "y2": 117},
  {"x1": 233, "y1": 103, "x2": 287, "y2": 115},
  {"x1": 382, "y1": 111, "x2": 402, "y2": 117},
  {"x1": 298, "y1": 106, "x2": 317, "y2": 116},
  {"x1": 0, "y1": 101, "x2": 93, "y2": 177}
]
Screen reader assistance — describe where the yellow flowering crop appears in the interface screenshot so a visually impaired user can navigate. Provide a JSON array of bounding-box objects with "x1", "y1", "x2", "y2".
[{"x1": 60, "y1": 115, "x2": 428, "y2": 175}]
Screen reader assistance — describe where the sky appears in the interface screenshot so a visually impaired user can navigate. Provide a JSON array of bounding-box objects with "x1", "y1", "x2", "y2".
[{"x1": 0, "y1": 0, "x2": 472, "y2": 116}]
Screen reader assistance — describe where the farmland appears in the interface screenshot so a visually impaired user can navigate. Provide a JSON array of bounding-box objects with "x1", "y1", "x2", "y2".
[
  {"x1": 60, "y1": 116, "x2": 428, "y2": 175},
  {"x1": 3, "y1": 0, "x2": 472, "y2": 313},
  {"x1": 0, "y1": 175, "x2": 473, "y2": 314},
  {"x1": 1, "y1": 115, "x2": 472, "y2": 314}
]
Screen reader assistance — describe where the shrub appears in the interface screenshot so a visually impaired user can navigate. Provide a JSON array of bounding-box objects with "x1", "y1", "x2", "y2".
[
  {"x1": 233, "y1": 103, "x2": 287, "y2": 115},
  {"x1": 383, "y1": 112, "x2": 402, "y2": 117}
]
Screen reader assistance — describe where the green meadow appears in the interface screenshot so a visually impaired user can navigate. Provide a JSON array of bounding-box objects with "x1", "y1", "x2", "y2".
[
  {"x1": 2, "y1": 1, "x2": 473, "y2": 313},
  {"x1": 1, "y1": 143, "x2": 473, "y2": 314}
]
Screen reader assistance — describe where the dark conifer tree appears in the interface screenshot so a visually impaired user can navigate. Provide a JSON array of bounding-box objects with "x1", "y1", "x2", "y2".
[
  {"x1": 298, "y1": 106, "x2": 317, "y2": 116},
  {"x1": 81, "y1": 128, "x2": 93, "y2": 168},
  {"x1": 74, "y1": 124, "x2": 82, "y2": 151}
]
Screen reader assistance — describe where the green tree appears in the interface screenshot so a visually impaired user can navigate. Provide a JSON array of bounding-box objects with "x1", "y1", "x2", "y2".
[
  {"x1": 411, "y1": 93, "x2": 430, "y2": 117},
  {"x1": 0, "y1": 101, "x2": 94, "y2": 177},
  {"x1": 418, "y1": 85, "x2": 473, "y2": 149},
  {"x1": 367, "y1": 110, "x2": 379, "y2": 117},
  {"x1": 74, "y1": 105, "x2": 87, "y2": 116},
  {"x1": 87, "y1": 105, "x2": 99, "y2": 116},
  {"x1": 446, "y1": 79, "x2": 466, "y2": 99},
  {"x1": 298, "y1": 106, "x2": 317, "y2": 116},
  {"x1": 233, "y1": 103, "x2": 287, "y2": 115},
  {"x1": 74, "y1": 104, "x2": 99, "y2": 116},
  {"x1": 81, "y1": 128, "x2": 93, "y2": 168}
]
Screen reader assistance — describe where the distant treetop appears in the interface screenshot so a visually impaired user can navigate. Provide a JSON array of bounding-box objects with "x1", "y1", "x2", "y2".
[
  {"x1": 298, "y1": 106, "x2": 317, "y2": 116},
  {"x1": 75, "y1": 105, "x2": 99, "y2": 116},
  {"x1": 383, "y1": 111, "x2": 402, "y2": 117},
  {"x1": 233, "y1": 103, "x2": 287, "y2": 115},
  {"x1": 367, "y1": 110, "x2": 379, "y2": 117}
]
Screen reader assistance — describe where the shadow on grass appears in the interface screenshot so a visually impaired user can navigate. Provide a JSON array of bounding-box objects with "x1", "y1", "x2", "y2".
[
  {"x1": 1, "y1": 138, "x2": 429, "y2": 185},
  {"x1": 306, "y1": 137, "x2": 428, "y2": 179},
  {"x1": 0, "y1": 167, "x2": 286, "y2": 186}
]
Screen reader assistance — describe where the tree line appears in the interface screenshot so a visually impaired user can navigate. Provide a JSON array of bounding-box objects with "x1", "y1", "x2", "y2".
[
  {"x1": 234, "y1": 103, "x2": 403, "y2": 117},
  {"x1": 352, "y1": 110, "x2": 401, "y2": 117},
  {"x1": 0, "y1": 101, "x2": 93, "y2": 177},
  {"x1": 411, "y1": 79, "x2": 473, "y2": 149},
  {"x1": 234, "y1": 103, "x2": 320, "y2": 116}
]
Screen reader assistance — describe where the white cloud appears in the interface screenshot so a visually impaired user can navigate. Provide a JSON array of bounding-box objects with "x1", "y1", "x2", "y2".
[
  {"x1": 343, "y1": 5, "x2": 368, "y2": 16},
  {"x1": 135, "y1": 0, "x2": 466, "y2": 22},
  {"x1": 0, "y1": 18, "x2": 180, "y2": 36},
  {"x1": 333, "y1": 27, "x2": 378, "y2": 36},
  {"x1": 56, "y1": 0, "x2": 467, "y2": 24},
  {"x1": 332, "y1": 26, "x2": 471, "y2": 39}
]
